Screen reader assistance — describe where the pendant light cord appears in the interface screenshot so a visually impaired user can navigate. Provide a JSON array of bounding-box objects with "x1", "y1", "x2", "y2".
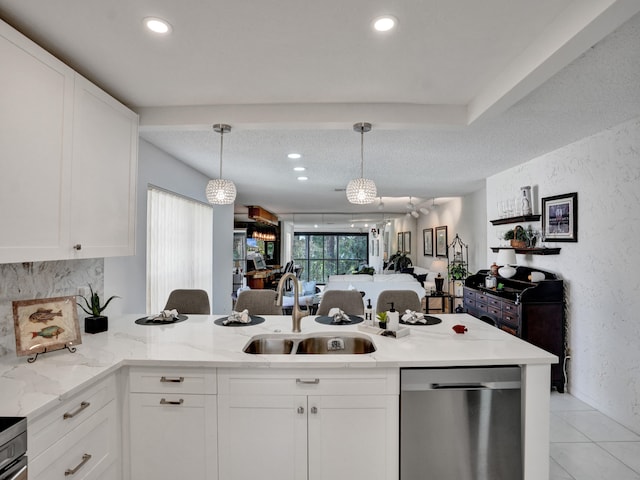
[
  {"x1": 360, "y1": 126, "x2": 365, "y2": 177},
  {"x1": 219, "y1": 128, "x2": 224, "y2": 179}
]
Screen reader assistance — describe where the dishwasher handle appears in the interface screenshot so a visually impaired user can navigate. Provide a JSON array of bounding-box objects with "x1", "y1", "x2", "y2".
[
  {"x1": 403, "y1": 380, "x2": 521, "y2": 391},
  {"x1": 432, "y1": 383, "x2": 488, "y2": 390},
  {"x1": 401, "y1": 367, "x2": 522, "y2": 392}
]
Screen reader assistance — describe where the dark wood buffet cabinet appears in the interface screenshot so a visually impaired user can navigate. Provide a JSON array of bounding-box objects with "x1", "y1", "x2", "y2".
[{"x1": 463, "y1": 267, "x2": 566, "y2": 392}]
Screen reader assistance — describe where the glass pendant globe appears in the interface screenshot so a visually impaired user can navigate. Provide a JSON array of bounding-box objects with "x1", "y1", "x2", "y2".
[
  {"x1": 206, "y1": 178, "x2": 237, "y2": 205},
  {"x1": 346, "y1": 178, "x2": 377, "y2": 204}
]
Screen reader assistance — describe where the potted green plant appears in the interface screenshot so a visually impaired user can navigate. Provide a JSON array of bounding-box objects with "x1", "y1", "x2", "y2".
[
  {"x1": 77, "y1": 284, "x2": 119, "y2": 334},
  {"x1": 448, "y1": 263, "x2": 468, "y2": 280},
  {"x1": 388, "y1": 251, "x2": 412, "y2": 272},
  {"x1": 354, "y1": 266, "x2": 375, "y2": 275},
  {"x1": 503, "y1": 225, "x2": 528, "y2": 248},
  {"x1": 376, "y1": 311, "x2": 388, "y2": 329}
]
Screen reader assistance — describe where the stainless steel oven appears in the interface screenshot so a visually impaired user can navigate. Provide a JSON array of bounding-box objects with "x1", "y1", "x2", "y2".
[{"x1": 0, "y1": 418, "x2": 27, "y2": 480}]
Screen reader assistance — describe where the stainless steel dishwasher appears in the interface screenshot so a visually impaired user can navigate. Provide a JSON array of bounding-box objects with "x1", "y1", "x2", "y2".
[{"x1": 400, "y1": 367, "x2": 522, "y2": 480}]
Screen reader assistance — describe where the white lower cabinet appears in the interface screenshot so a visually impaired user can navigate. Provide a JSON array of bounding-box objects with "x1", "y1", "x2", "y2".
[
  {"x1": 128, "y1": 367, "x2": 217, "y2": 480},
  {"x1": 28, "y1": 375, "x2": 119, "y2": 480},
  {"x1": 218, "y1": 394, "x2": 307, "y2": 480},
  {"x1": 217, "y1": 368, "x2": 399, "y2": 480},
  {"x1": 308, "y1": 394, "x2": 397, "y2": 480}
]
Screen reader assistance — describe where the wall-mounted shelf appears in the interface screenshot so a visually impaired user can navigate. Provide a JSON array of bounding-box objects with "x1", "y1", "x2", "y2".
[
  {"x1": 490, "y1": 246, "x2": 561, "y2": 255},
  {"x1": 490, "y1": 214, "x2": 541, "y2": 225}
]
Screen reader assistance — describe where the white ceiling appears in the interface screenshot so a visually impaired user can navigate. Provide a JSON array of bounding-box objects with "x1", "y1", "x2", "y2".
[{"x1": 2, "y1": 0, "x2": 640, "y2": 228}]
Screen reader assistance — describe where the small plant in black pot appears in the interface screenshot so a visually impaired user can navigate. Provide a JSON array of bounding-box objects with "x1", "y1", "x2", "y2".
[
  {"x1": 376, "y1": 311, "x2": 388, "y2": 329},
  {"x1": 78, "y1": 285, "x2": 119, "y2": 334}
]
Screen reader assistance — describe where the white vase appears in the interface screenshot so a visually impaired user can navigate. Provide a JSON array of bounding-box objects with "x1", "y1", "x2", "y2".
[
  {"x1": 454, "y1": 280, "x2": 463, "y2": 297},
  {"x1": 520, "y1": 186, "x2": 532, "y2": 215},
  {"x1": 498, "y1": 265, "x2": 516, "y2": 278}
]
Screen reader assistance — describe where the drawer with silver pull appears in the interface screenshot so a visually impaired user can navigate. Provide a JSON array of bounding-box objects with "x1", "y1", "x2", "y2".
[
  {"x1": 218, "y1": 368, "x2": 398, "y2": 396},
  {"x1": 129, "y1": 367, "x2": 217, "y2": 394},
  {"x1": 28, "y1": 376, "x2": 116, "y2": 460},
  {"x1": 29, "y1": 400, "x2": 117, "y2": 480}
]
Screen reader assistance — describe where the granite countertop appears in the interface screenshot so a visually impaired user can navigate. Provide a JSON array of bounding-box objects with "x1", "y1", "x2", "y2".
[{"x1": 0, "y1": 313, "x2": 556, "y2": 418}]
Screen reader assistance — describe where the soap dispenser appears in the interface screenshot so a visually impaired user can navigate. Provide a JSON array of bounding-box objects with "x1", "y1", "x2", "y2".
[
  {"x1": 364, "y1": 299, "x2": 374, "y2": 325},
  {"x1": 387, "y1": 302, "x2": 399, "y2": 332}
]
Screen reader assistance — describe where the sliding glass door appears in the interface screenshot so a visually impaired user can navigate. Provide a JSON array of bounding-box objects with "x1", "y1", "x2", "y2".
[{"x1": 293, "y1": 233, "x2": 368, "y2": 283}]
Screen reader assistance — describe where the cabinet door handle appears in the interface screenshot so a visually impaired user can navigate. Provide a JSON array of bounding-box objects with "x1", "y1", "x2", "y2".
[
  {"x1": 296, "y1": 378, "x2": 320, "y2": 385},
  {"x1": 297, "y1": 406, "x2": 304, "y2": 414},
  {"x1": 65, "y1": 453, "x2": 92, "y2": 476},
  {"x1": 160, "y1": 376, "x2": 184, "y2": 383},
  {"x1": 310, "y1": 406, "x2": 318, "y2": 414},
  {"x1": 160, "y1": 398, "x2": 184, "y2": 405},
  {"x1": 72, "y1": 244, "x2": 82, "y2": 251},
  {"x1": 63, "y1": 401, "x2": 90, "y2": 420}
]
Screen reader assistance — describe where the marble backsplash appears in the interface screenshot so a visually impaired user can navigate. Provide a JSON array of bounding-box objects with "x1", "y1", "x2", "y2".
[{"x1": 0, "y1": 259, "x2": 104, "y2": 357}]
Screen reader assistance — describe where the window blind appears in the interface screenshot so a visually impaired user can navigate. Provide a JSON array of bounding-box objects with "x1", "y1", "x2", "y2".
[{"x1": 146, "y1": 187, "x2": 213, "y2": 313}]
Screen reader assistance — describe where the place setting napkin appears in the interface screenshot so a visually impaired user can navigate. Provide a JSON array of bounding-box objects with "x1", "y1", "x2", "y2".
[
  {"x1": 150, "y1": 309, "x2": 179, "y2": 321},
  {"x1": 401, "y1": 310, "x2": 427, "y2": 324},
  {"x1": 222, "y1": 309, "x2": 250, "y2": 325},
  {"x1": 135, "y1": 308, "x2": 187, "y2": 325},
  {"x1": 401, "y1": 309, "x2": 442, "y2": 326},
  {"x1": 328, "y1": 307, "x2": 352, "y2": 324}
]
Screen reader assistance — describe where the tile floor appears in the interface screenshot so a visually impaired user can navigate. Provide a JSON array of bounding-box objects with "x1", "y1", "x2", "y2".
[{"x1": 550, "y1": 392, "x2": 640, "y2": 479}]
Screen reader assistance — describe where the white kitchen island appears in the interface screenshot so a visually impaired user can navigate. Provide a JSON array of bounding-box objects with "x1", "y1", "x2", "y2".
[{"x1": 0, "y1": 313, "x2": 555, "y2": 480}]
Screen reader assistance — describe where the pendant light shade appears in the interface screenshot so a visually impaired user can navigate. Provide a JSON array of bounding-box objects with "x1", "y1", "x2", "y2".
[
  {"x1": 206, "y1": 124, "x2": 237, "y2": 205},
  {"x1": 206, "y1": 178, "x2": 236, "y2": 204},
  {"x1": 346, "y1": 122, "x2": 377, "y2": 204}
]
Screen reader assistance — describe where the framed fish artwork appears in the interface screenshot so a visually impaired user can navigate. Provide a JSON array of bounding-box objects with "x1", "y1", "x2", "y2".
[{"x1": 12, "y1": 296, "x2": 82, "y2": 358}]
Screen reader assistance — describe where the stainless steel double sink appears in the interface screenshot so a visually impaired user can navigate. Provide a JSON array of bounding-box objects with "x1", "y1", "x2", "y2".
[{"x1": 243, "y1": 332, "x2": 376, "y2": 355}]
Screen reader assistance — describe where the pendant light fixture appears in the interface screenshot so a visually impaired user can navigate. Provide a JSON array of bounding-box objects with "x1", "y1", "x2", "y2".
[
  {"x1": 205, "y1": 124, "x2": 237, "y2": 205},
  {"x1": 346, "y1": 122, "x2": 377, "y2": 204}
]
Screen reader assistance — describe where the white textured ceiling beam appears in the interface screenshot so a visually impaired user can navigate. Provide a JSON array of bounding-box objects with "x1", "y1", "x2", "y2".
[
  {"x1": 468, "y1": 0, "x2": 640, "y2": 124},
  {"x1": 137, "y1": 103, "x2": 468, "y2": 130}
]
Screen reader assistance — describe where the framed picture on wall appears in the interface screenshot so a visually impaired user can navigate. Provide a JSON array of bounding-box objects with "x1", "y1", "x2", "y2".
[
  {"x1": 403, "y1": 231, "x2": 411, "y2": 254},
  {"x1": 423, "y1": 228, "x2": 433, "y2": 256},
  {"x1": 435, "y1": 226, "x2": 448, "y2": 257},
  {"x1": 542, "y1": 192, "x2": 578, "y2": 242},
  {"x1": 397, "y1": 232, "x2": 403, "y2": 253}
]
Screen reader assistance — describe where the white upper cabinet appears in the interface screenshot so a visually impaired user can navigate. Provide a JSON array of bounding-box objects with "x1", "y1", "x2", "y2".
[
  {"x1": 0, "y1": 19, "x2": 138, "y2": 264},
  {"x1": 70, "y1": 75, "x2": 138, "y2": 259},
  {"x1": 0, "y1": 20, "x2": 74, "y2": 263}
]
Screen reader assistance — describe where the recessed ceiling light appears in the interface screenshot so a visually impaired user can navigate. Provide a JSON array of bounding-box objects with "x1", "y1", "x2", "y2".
[
  {"x1": 288, "y1": 153, "x2": 302, "y2": 159},
  {"x1": 373, "y1": 15, "x2": 397, "y2": 32},
  {"x1": 144, "y1": 17, "x2": 172, "y2": 34},
  {"x1": 297, "y1": 176, "x2": 308, "y2": 181},
  {"x1": 293, "y1": 167, "x2": 306, "y2": 172}
]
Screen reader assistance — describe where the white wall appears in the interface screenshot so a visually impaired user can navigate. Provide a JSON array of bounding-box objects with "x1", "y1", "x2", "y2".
[
  {"x1": 487, "y1": 116, "x2": 640, "y2": 434},
  {"x1": 414, "y1": 189, "x2": 487, "y2": 275},
  {"x1": 105, "y1": 139, "x2": 234, "y2": 315}
]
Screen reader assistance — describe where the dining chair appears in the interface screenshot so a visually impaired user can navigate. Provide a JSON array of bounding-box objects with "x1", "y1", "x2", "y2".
[
  {"x1": 376, "y1": 290, "x2": 422, "y2": 314},
  {"x1": 234, "y1": 289, "x2": 282, "y2": 315},
  {"x1": 164, "y1": 289, "x2": 211, "y2": 314},
  {"x1": 316, "y1": 290, "x2": 364, "y2": 316}
]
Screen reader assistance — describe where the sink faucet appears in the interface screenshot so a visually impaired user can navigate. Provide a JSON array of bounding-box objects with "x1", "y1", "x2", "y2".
[{"x1": 275, "y1": 272, "x2": 309, "y2": 333}]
